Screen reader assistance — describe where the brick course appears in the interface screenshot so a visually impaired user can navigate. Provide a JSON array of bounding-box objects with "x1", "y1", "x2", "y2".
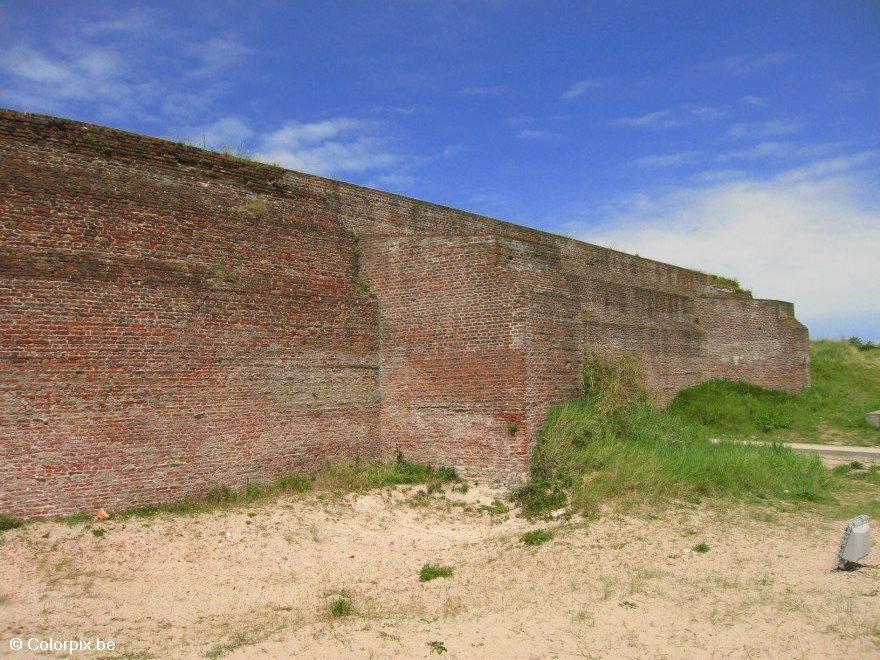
[{"x1": 0, "y1": 110, "x2": 810, "y2": 517}]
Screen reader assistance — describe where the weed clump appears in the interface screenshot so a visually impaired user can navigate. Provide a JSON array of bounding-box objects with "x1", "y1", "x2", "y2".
[
  {"x1": 427, "y1": 640, "x2": 447, "y2": 654},
  {"x1": 693, "y1": 542, "x2": 710, "y2": 553},
  {"x1": 419, "y1": 564, "x2": 454, "y2": 582},
  {"x1": 521, "y1": 529, "x2": 554, "y2": 546},
  {"x1": 329, "y1": 594, "x2": 354, "y2": 617},
  {"x1": 0, "y1": 513, "x2": 22, "y2": 532}
]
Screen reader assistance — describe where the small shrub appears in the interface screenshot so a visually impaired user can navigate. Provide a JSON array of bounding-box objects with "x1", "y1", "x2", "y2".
[
  {"x1": 434, "y1": 465, "x2": 459, "y2": 482},
  {"x1": 848, "y1": 336, "x2": 879, "y2": 351},
  {"x1": 0, "y1": 513, "x2": 22, "y2": 532},
  {"x1": 427, "y1": 640, "x2": 447, "y2": 654},
  {"x1": 329, "y1": 594, "x2": 353, "y2": 617},
  {"x1": 513, "y1": 478, "x2": 567, "y2": 515},
  {"x1": 480, "y1": 499, "x2": 510, "y2": 515},
  {"x1": 92, "y1": 528, "x2": 105, "y2": 538},
  {"x1": 693, "y1": 542, "x2": 710, "y2": 553},
  {"x1": 757, "y1": 409, "x2": 793, "y2": 432},
  {"x1": 521, "y1": 529, "x2": 554, "y2": 546},
  {"x1": 419, "y1": 564, "x2": 454, "y2": 582}
]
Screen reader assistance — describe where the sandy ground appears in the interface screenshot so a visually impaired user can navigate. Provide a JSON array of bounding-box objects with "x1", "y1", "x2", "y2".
[{"x1": 1, "y1": 485, "x2": 878, "y2": 659}]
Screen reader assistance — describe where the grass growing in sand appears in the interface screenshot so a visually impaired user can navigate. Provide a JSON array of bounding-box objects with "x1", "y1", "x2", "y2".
[
  {"x1": 329, "y1": 593, "x2": 354, "y2": 618},
  {"x1": 516, "y1": 348, "x2": 839, "y2": 516},
  {"x1": 670, "y1": 340, "x2": 880, "y2": 445},
  {"x1": 521, "y1": 529, "x2": 554, "y2": 546},
  {"x1": 419, "y1": 564, "x2": 454, "y2": 582},
  {"x1": 42, "y1": 454, "x2": 460, "y2": 524}
]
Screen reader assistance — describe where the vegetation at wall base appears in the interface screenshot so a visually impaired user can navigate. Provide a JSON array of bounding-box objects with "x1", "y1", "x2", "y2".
[
  {"x1": 516, "y1": 347, "x2": 842, "y2": 517},
  {"x1": 671, "y1": 340, "x2": 880, "y2": 446},
  {"x1": 50, "y1": 454, "x2": 459, "y2": 524},
  {"x1": 0, "y1": 513, "x2": 22, "y2": 532}
]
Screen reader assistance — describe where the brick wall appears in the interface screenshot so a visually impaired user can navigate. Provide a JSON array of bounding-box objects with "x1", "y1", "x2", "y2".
[{"x1": 0, "y1": 110, "x2": 810, "y2": 516}]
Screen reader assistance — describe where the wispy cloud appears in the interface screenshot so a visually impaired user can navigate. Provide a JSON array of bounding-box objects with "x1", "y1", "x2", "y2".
[
  {"x1": 459, "y1": 84, "x2": 511, "y2": 96},
  {"x1": 185, "y1": 35, "x2": 251, "y2": 78},
  {"x1": 0, "y1": 43, "x2": 158, "y2": 121},
  {"x1": 717, "y1": 141, "x2": 844, "y2": 162},
  {"x1": 610, "y1": 105, "x2": 724, "y2": 129},
  {"x1": 517, "y1": 128, "x2": 562, "y2": 140},
  {"x1": 740, "y1": 95, "x2": 766, "y2": 107},
  {"x1": 561, "y1": 79, "x2": 602, "y2": 100},
  {"x1": 0, "y1": 15, "x2": 250, "y2": 124},
  {"x1": 634, "y1": 152, "x2": 701, "y2": 168},
  {"x1": 712, "y1": 52, "x2": 796, "y2": 76},
  {"x1": 253, "y1": 118, "x2": 404, "y2": 176},
  {"x1": 727, "y1": 119, "x2": 802, "y2": 139},
  {"x1": 568, "y1": 153, "x2": 880, "y2": 324},
  {"x1": 775, "y1": 151, "x2": 878, "y2": 183},
  {"x1": 442, "y1": 144, "x2": 466, "y2": 158}
]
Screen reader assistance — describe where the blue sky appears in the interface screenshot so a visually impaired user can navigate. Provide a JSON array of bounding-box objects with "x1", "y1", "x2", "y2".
[{"x1": 1, "y1": 1, "x2": 878, "y2": 339}]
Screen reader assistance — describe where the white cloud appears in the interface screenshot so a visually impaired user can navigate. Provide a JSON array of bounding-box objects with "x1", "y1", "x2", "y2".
[
  {"x1": 634, "y1": 152, "x2": 701, "y2": 168},
  {"x1": 253, "y1": 118, "x2": 405, "y2": 177},
  {"x1": 442, "y1": 144, "x2": 465, "y2": 158},
  {"x1": 517, "y1": 128, "x2": 562, "y2": 140},
  {"x1": 0, "y1": 18, "x2": 249, "y2": 123},
  {"x1": 0, "y1": 44, "x2": 157, "y2": 120},
  {"x1": 459, "y1": 85, "x2": 511, "y2": 96},
  {"x1": 741, "y1": 95, "x2": 766, "y2": 106},
  {"x1": 186, "y1": 36, "x2": 251, "y2": 78},
  {"x1": 713, "y1": 53, "x2": 795, "y2": 76},
  {"x1": 561, "y1": 79, "x2": 602, "y2": 100},
  {"x1": 569, "y1": 156, "x2": 880, "y2": 323},
  {"x1": 775, "y1": 151, "x2": 877, "y2": 183},
  {"x1": 727, "y1": 119, "x2": 801, "y2": 139},
  {"x1": 717, "y1": 141, "x2": 843, "y2": 162},
  {"x1": 610, "y1": 105, "x2": 724, "y2": 129}
]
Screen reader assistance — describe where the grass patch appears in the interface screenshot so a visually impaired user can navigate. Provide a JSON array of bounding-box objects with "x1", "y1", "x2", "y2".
[
  {"x1": 693, "y1": 542, "x2": 710, "y2": 553},
  {"x1": 419, "y1": 564, "x2": 454, "y2": 582},
  {"x1": 427, "y1": 640, "x2": 447, "y2": 654},
  {"x1": 479, "y1": 499, "x2": 510, "y2": 515},
  {"x1": 0, "y1": 513, "x2": 22, "y2": 532},
  {"x1": 515, "y1": 349, "x2": 838, "y2": 516},
  {"x1": 55, "y1": 454, "x2": 457, "y2": 523},
  {"x1": 521, "y1": 529, "x2": 554, "y2": 546},
  {"x1": 91, "y1": 528, "x2": 105, "y2": 538},
  {"x1": 329, "y1": 594, "x2": 354, "y2": 618},
  {"x1": 670, "y1": 340, "x2": 880, "y2": 445}
]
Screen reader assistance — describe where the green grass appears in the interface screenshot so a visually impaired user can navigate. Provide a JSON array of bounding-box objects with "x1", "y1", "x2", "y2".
[
  {"x1": 58, "y1": 454, "x2": 458, "y2": 523},
  {"x1": 329, "y1": 594, "x2": 354, "y2": 618},
  {"x1": 670, "y1": 340, "x2": 880, "y2": 446},
  {"x1": 419, "y1": 564, "x2": 454, "y2": 582},
  {"x1": 427, "y1": 640, "x2": 447, "y2": 654},
  {"x1": 0, "y1": 513, "x2": 22, "y2": 532},
  {"x1": 693, "y1": 542, "x2": 710, "y2": 553},
  {"x1": 515, "y1": 348, "x2": 839, "y2": 516},
  {"x1": 521, "y1": 529, "x2": 554, "y2": 546}
]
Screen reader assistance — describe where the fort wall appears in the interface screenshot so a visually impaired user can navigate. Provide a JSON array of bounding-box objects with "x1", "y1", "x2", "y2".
[{"x1": 0, "y1": 110, "x2": 810, "y2": 517}]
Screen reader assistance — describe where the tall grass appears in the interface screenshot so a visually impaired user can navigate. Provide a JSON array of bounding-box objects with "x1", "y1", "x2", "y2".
[
  {"x1": 516, "y1": 349, "x2": 835, "y2": 516},
  {"x1": 671, "y1": 340, "x2": 880, "y2": 445}
]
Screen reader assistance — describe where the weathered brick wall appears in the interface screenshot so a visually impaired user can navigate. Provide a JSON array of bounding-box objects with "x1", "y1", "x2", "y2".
[
  {"x1": 0, "y1": 111, "x2": 380, "y2": 517},
  {"x1": 0, "y1": 110, "x2": 810, "y2": 516}
]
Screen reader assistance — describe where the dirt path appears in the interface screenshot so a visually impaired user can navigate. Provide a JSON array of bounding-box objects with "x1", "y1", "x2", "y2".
[{"x1": 1, "y1": 485, "x2": 877, "y2": 659}]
